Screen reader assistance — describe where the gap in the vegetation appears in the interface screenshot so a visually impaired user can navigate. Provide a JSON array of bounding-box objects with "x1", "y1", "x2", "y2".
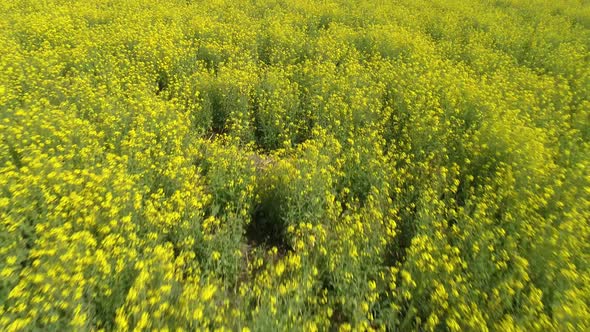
[
  {"x1": 385, "y1": 202, "x2": 418, "y2": 268},
  {"x1": 245, "y1": 153, "x2": 292, "y2": 255},
  {"x1": 328, "y1": 303, "x2": 350, "y2": 331},
  {"x1": 246, "y1": 190, "x2": 292, "y2": 255},
  {"x1": 155, "y1": 71, "x2": 168, "y2": 95}
]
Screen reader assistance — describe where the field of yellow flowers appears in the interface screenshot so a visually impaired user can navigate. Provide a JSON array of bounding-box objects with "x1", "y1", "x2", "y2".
[{"x1": 1, "y1": 0, "x2": 589, "y2": 330}]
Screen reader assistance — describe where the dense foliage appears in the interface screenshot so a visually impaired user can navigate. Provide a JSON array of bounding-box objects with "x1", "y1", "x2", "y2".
[{"x1": 1, "y1": 0, "x2": 589, "y2": 330}]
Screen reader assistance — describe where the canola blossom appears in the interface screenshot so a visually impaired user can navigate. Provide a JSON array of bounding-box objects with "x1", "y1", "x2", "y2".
[{"x1": 0, "y1": 0, "x2": 589, "y2": 331}]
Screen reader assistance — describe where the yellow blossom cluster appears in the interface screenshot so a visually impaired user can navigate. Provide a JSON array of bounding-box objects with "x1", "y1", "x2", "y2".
[{"x1": 1, "y1": 0, "x2": 589, "y2": 331}]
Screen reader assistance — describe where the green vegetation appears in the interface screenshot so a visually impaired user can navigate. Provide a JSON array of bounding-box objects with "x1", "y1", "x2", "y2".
[{"x1": 0, "y1": 0, "x2": 589, "y2": 330}]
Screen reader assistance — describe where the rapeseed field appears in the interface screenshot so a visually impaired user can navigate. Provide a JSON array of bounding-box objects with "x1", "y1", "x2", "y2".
[{"x1": 0, "y1": 0, "x2": 589, "y2": 330}]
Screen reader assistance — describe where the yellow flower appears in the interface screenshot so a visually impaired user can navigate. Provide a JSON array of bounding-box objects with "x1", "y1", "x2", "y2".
[
  {"x1": 193, "y1": 307, "x2": 203, "y2": 320},
  {"x1": 368, "y1": 280, "x2": 376, "y2": 291},
  {"x1": 201, "y1": 284, "x2": 217, "y2": 301},
  {"x1": 275, "y1": 261, "x2": 286, "y2": 277},
  {"x1": 339, "y1": 323, "x2": 352, "y2": 332},
  {"x1": 6, "y1": 256, "x2": 17, "y2": 265}
]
